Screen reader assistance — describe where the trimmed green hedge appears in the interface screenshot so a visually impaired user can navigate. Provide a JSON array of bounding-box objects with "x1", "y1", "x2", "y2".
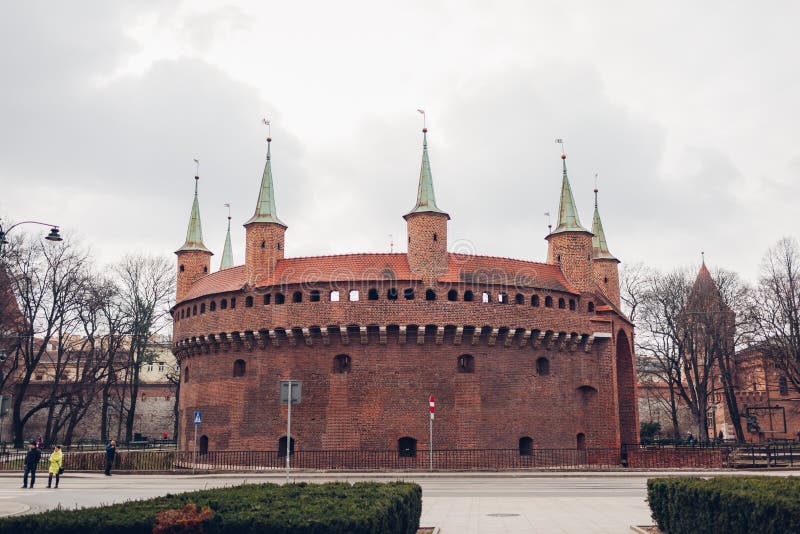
[
  {"x1": 648, "y1": 476, "x2": 800, "y2": 534},
  {"x1": 0, "y1": 481, "x2": 422, "y2": 534}
]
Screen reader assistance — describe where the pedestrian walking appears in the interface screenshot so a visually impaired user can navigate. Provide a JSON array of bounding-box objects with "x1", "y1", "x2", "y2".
[
  {"x1": 104, "y1": 440, "x2": 116, "y2": 476},
  {"x1": 22, "y1": 440, "x2": 41, "y2": 489},
  {"x1": 47, "y1": 445, "x2": 63, "y2": 489}
]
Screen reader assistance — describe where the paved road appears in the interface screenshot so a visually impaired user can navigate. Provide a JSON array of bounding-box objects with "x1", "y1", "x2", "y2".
[{"x1": 0, "y1": 470, "x2": 794, "y2": 533}]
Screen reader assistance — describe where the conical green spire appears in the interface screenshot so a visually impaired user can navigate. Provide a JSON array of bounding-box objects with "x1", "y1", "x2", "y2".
[
  {"x1": 551, "y1": 155, "x2": 590, "y2": 235},
  {"x1": 245, "y1": 139, "x2": 287, "y2": 227},
  {"x1": 219, "y1": 216, "x2": 234, "y2": 269},
  {"x1": 591, "y1": 189, "x2": 617, "y2": 261},
  {"x1": 404, "y1": 129, "x2": 449, "y2": 219},
  {"x1": 176, "y1": 176, "x2": 211, "y2": 253}
]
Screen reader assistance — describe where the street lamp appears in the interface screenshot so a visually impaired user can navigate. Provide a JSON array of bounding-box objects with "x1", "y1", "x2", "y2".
[{"x1": 0, "y1": 220, "x2": 62, "y2": 254}]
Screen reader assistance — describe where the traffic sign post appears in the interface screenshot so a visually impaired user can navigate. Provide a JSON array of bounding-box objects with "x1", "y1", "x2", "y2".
[
  {"x1": 280, "y1": 381, "x2": 301, "y2": 483},
  {"x1": 429, "y1": 395, "x2": 435, "y2": 471},
  {"x1": 192, "y1": 411, "x2": 202, "y2": 474}
]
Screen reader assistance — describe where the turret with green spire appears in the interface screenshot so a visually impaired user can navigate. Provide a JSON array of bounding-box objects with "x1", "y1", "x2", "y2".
[
  {"x1": 219, "y1": 214, "x2": 234, "y2": 270},
  {"x1": 551, "y1": 155, "x2": 590, "y2": 235},
  {"x1": 591, "y1": 188, "x2": 617, "y2": 262},
  {"x1": 245, "y1": 139, "x2": 286, "y2": 227},
  {"x1": 176, "y1": 175, "x2": 213, "y2": 302},
  {"x1": 404, "y1": 128, "x2": 450, "y2": 219},
  {"x1": 590, "y1": 186, "x2": 621, "y2": 306}
]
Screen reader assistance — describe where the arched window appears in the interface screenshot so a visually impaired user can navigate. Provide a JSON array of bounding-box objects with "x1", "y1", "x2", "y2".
[
  {"x1": 180, "y1": 309, "x2": 185, "y2": 319},
  {"x1": 184, "y1": 367, "x2": 189, "y2": 383},
  {"x1": 179, "y1": 264, "x2": 185, "y2": 272},
  {"x1": 245, "y1": 296, "x2": 254, "y2": 307},
  {"x1": 293, "y1": 291, "x2": 303, "y2": 303},
  {"x1": 404, "y1": 288, "x2": 415, "y2": 300},
  {"x1": 519, "y1": 436, "x2": 533, "y2": 456},
  {"x1": 275, "y1": 293, "x2": 285, "y2": 305},
  {"x1": 779, "y1": 376, "x2": 789, "y2": 396},
  {"x1": 588, "y1": 302, "x2": 595, "y2": 312},
  {"x1": 233, "y1": 359, "x2": 246, "y2": 377},
  {"x1": 569, "y1": 299, "x2": 576, "y2": 311},
  {"x1": 310, "y1": 290, "x2": 321, "y2": 302},
  {"x1": 330, "y1": 290, "x2": 340, "y2": 302},
  {"x1": 463, "y1": 290, "x2": 474, "y2": 302},
  {"x1": 482, "y1": 292, "x2": 490, "y2": 303},
  {"x1": 433, "y1": 232, "x2": 438, "y2": 241},
  {"x1": 203, "y1": 266, "x2": 208, "y2": 273},
  {"x1": 425, "y1": 289, "x2": 436, "y2": 301},
  {"x1": 531, "y1": 295, "x2": 540, "y2": 307},
  {"x1": 349, "y1": 290, "x2": 359, "y2": 302},
  {"x1": 368, "y1": 288, "x2": 379, "y2": 300},
  {"x1": 577, "y1": 433, "x2": 586, "y2": 451},
  {"x1": 558, "y1": 298, "x2": 566, "y2": 309},
  {"x1": 333, "y1": 354, "x2": 351, "y2": 374},
  {"x1": 398, "y1": 437, "x2": 417, "y2": 458},
  {"x1": 387, "y1": 288, "x2": 398, "y2": 301},
  {"x1": 544, "y1": 296, "x2": 553, "y2": 308},
  {"x1": 536, "y1": 357, "x2": 549, "y2": 376},
  {"x1": 199, "y1": 435, "x2": 209, "y2": 455},
  {"x1": 200, "y1": 303, "x2": 206, "y2": 314},
  {"x1": 263, "y1": 294, "x2": 271, "y2": 305},
  {"x1": 278, "y1": 436, "x2": 295, "y2": 457},
  {"x1": 447, "y1": 289, "x2": 458, "y2": 301},
  {"x1": 498, "y1": 292, "x2": 508, "y2": 304},
  {"x1": 209, "y1": 301, "x2": 216, "y2": 312},
  {"x1": 515, "y1": 293, "x2": 524, "y2": 305},
  {"x1": 578, "y1": 385, "x2": 598, "y2": 400},
  {"x1": 191, "y1": 305, "x2": 197, "y2": 316},
  {"x1": 230, "y1": 298, "x2": 236, "y2": 308},
  {"x1": 458, "y1": 354, "x2": 475, "y2": 373}
]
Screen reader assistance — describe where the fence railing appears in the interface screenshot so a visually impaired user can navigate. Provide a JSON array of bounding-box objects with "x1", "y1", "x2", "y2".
[{"x1": 0, "y1": 444, "x2": 795, "y2": 472}]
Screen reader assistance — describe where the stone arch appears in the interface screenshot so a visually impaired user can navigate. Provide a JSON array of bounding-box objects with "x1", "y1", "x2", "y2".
[
  {"x1": 518, "y1": 436, "x2": 533, "y2": 456},
  {"x1": 199, "y1": 435, "x2": 209, "y2": 455},
  {"x1": 398, "y1": 436, "x2": 417, "y2": 457},
  {"x1": 616, "y1": 329, "x2": 638, "y2": 445},
  {"x1": 233, "y1": 359, "x2": 246, "y2": 377},
  {"x1": 278, "y1": 436, "x2": 295, "y2": 457}
]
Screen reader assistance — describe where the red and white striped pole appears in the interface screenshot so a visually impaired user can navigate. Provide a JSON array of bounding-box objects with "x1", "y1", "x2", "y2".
[{"x1": 429, "y1": 395, "x2": 434, "y2": 471}]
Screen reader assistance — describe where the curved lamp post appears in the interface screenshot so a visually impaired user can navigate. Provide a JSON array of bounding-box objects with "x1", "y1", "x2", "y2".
[{"x1": 0, "y1": 220, "x2": 62, "y2": 255}]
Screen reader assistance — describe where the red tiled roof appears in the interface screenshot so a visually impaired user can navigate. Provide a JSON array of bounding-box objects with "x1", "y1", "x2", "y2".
[{"x1": 180, "y1": 253, "x2": 577, "y2": 302}]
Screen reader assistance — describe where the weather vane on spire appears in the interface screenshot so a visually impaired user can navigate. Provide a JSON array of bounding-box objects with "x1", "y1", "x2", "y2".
[
  {"x1": 417, "y1": 109, "x2": 426, "y2": 130},
  {"x1": 224, "y1": 203, "x2": 231, "y2": 220},
  {"x1": 193, "y1": 158, "x2": 200, "y2": 178},
  {"x1": 555, "y1": 138, "x2": 566, "y2": 157},
  {"x1": 545, "y1": 212, "x2": 552, "y2": 234},
  {"x1": 262, "y1": 117, "x2": 271, "y2": 139}
]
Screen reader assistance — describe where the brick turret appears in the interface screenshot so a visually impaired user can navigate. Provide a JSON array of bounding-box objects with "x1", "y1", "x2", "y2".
[
  {"x1": 404, "y1": 128, "x2": 449, "y2": 283},
  {"x1": 175, "y1": 176, "x2": 213, "y2": 302},
  {"x1": 591, "y1": 188, "x2": 620, "y2": 306},
  {"x1": 244, "y1": 137, "x2": 287, "y2": 286},
  {"x1": 546, "y1": 154, "x2": 594, "y2": 292}
]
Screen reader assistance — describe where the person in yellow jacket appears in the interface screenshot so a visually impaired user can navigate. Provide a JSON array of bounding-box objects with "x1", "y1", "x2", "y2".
[{"x1": 47, "y1": 445, "x2": 63, "y2": 489}]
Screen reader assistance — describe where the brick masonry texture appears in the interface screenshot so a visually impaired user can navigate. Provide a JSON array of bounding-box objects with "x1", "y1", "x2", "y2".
[{"x1": 176, "y1": 251, "x2": 212, "y2": 302}]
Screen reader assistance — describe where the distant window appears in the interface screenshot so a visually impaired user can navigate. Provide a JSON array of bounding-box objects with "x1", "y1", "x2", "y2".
[
  {"x1": 365, "y1": 288, "x2": 378, "y2": 300},
  {"x1": 387, "y1": 288, "x2": 398, "y2": 301},
  {"x1": 463, "y1": 290, "x2": 474, "y2": 302},
  {"x1": 569, "y1": 299, "x2": 576, "y2": 311},
  {"x1": 199, "y1": 435, "x2": 209, "y2": 455},
  {"x1": 200, "y1": 303, "x2": 206, "y2": 314},
  {"x1": 210, "y1": 301, "x2": 216, "y2": 311},
  {"x1": 230, "y1": 298, "x2": 236, "y2": 308},
  {"x1": 184, "y1": 367, "x2": 189, "y2": 383},
  {"x1": 263, "y1": 294, "x2": 271, "y2": 305},
  {"x1": 261, "y1": 240, "x2": 266, "y2": 249},
  {"x1": 425, "y1": 289, "x2": 436, "y2": 301},
  {"x1": 545, "y1": 296, "x2": 553, "y2": 308},
  {"x1": 447, "y1": 289, "x2": 458, "y2": 301},
  {"x1": 515, "y1": 293, "x2": 524, "y2": 305},
  {"x1": 275, "y1": 293, "x2": 285, "y2": 305},
  {"x1": 333, "y1": 354, "x2": 351, "y2": 373},
  {"x1": 245, "y1": 296, "x2": 254, "y2": 307},
  {"x1": 179, "y1": 264, "x2": 185, "y2": 272},
  {"x1": 498, "y1": 292, "x2": 508, "y2": 304},
  {"x1": 330, "y1": 290, "x2": 340, "y2": 302},
  {"x1": 203, "y1": 266, "x2": 208, "y2": 273},
  {"x1": 349, "y1": 290, "x2": 359, "y2": 302},
  {"x1": 293, "y1": 291, "x2": 303, "y2": 303},
  {"x1": 233, "y1": 359, "x2": 246, "y2": 377},
  {"x1": 278, "y1": 436, "x2": 295, "y2": 457},
  {"x1": 558, "y1": 298, "x2": 566, "y2": 309},
  {"x1": 519, "y1": 436, "x2": 533, "y2": 456},
  {"x1": 482, "y1": 292, "x2": 490, "y2": 303},
  {"x1": 158, "y1": 363, "x2": 164, "y2": 372},
  {"x1": 458, "y1": 354, "x2": 475, "y2": 373},
  {"x1": 433, "y1": 233, "x2": 438, "y2": 242},
  {"x1": 310, "y1": 290, "x2": 321, "y2": 302},
  {"x1": 577, "y1": 433, "x2": 586, "y2": 451},
  {"x1": 192, "y1": 305, "x2": 197, "y2": 316},
  {"x1": 536, "y1": 357, "x2": 550, "y2": 376},
  {"x1": 35, "y1": 374, "x2": 44, "y2": 381},
  {"x1": 603, "y1": 276, "x2": 608, "y2": 283},
  {"x1": 404, "y1": 288, "x2": 415, "y2": 300},
  {"x1": 398, "y1": 437, "x2": 417, "y2": 458},
  {"x1": 180, "y1": 309, "x2": 185, "y2": 319},
  {"x1": 588, "y1": 302, "x2": 595, "y2": 312},
  {"x1": 531, "y1": 295, "x2": 540, "y2": 307},
  {"x1": 146, "y1": 363, "x2": 153, "y2": 372},
  {"x1": 779, "y1": 376, "x2": 789, "y2": 396},
  {"x1": 277, "y1": 242, "x2": 282, "y2": 250}
]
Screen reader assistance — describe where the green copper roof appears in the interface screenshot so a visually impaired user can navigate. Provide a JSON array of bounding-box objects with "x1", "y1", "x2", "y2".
[
  {"x1": 176, "y1": 177, "x2": 211, "y2": 253},
  {"x1": 591, "y1": 190, "x2": 618, "y2": 261},
  {"x1": 245, "y1": 140, "x2": 287, "y2": 227},
  {"x1": 550, "y1": 157, "x2": 590, "y2": 235},
  {"x1": 219, "y1": 217, "x2": 234, "y2": 269},
  {"x1": 404, "y1": 129, "x2": 449, "y2": 219}
]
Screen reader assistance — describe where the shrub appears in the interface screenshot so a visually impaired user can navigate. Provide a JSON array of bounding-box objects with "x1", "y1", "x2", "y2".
[
  {"x1": 0, "y1": 481, "x2": 422, "y2": 534},
  {"x1": 153, "y1": 503, "x2": 214, "y2": 534},
  {"x1": 647, "y1": 476, "x2": 800, "y2": 534}
]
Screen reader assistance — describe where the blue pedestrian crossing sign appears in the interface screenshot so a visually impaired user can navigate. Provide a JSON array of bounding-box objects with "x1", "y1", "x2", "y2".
[{"x1": 193, "y1": 411, "x2": 202, "y2": 425}]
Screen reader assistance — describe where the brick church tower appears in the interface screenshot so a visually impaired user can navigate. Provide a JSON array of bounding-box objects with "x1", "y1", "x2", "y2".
[
  {"x1": 545, "y1": 154, "x2": 594, "y2": 292},
  {"x1": 244, "y1": 137, "x2": 287, "y2": 286},
  {"x1": 591, "y1": 188, "x2": 620, "y2": 307},
  {"x1": 404, "y1": 128, "x2": 449, "y2": 283},
  {"x1": 175, "y1": 176, "x2": 212, "y2": 302}
]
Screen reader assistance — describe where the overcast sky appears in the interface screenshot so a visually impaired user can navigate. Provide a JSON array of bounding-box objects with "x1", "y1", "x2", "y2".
[{"x1": 1, "y1": 1, "x2": 798, "y2": 282}]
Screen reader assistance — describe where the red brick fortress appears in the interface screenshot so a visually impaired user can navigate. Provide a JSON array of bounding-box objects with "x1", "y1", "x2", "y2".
[{"x1": 171, "y1": 130, "x2": 637, "y2": 455}]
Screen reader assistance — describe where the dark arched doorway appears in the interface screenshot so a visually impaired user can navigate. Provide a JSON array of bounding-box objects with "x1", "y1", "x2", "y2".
[{"x1": 616, "y1": 330, "x2": 638, "y2": 445}]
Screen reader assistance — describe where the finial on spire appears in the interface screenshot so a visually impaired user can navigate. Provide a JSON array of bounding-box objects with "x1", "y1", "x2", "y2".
[
  {"x1": 545, "y1": 212, "x2": 552, "y2": 234},
  {"x1": 262, "y1": 118, "x2": 271, "y2": 142},
  {"x1": 245, "y1": 121, "x2": 286, "y2": 227},
  {"x1": 193, "y1": 158, "x2": 200, "y2": 179},
  {"x1": 701, "y1": 251, "x2": 705, "y2": 265},
  {"x1": 594, "y1": 173, "x2": 599, "y2": 208},
  {"x1": 591, "y1": 185, "x2": 617, "y2": 261},
  {"x1": 549, "y1": 140, "x2": 590, "y2": 236},
  {"x1": 417, "y1": 109, "x2": 426, "y2": 131},
  {"x1": 555, "y1": 138, "x2": 566, "y2": 159},
  {"x1": 176, "y1": 164, "x2": 211, "y2": 254}
]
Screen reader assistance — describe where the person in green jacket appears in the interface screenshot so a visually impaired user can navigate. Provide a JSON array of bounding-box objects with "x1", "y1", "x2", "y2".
[{"x1": 47, "y1": 445, "x2": 63, "y2": 489}]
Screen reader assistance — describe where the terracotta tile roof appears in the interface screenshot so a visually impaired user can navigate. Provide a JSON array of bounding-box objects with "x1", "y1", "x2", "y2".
[{"x1": 180, "y1": 253, "x2": 578, "y2": 302}]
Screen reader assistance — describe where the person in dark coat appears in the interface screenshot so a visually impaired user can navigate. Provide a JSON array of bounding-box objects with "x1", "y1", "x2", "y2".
[
  {"x1": 22, "y1": 440, "x2": 41, "y2": 489},
  {"x1": 104, "y1": 440, "x2": 116, "y2": 476}
]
